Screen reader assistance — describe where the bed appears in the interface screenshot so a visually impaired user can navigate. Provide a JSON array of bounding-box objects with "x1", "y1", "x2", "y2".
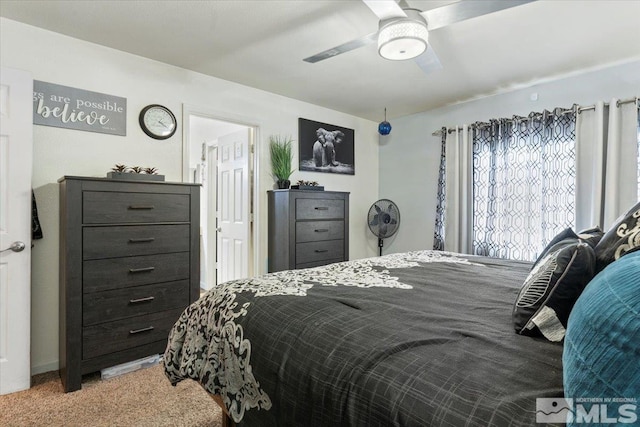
[{"x1": 163, "y1": 250, "x2": 565, "y2": 426}]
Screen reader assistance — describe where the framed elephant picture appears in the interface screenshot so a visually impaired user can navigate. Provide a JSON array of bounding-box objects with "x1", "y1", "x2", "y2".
[{"x1": 298, "y1": 118, "x2": 355, "y2": 175}]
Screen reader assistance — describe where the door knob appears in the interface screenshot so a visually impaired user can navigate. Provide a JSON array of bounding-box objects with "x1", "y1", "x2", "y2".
[
  {"x1": 1, "y1": 241, "x2": 26, "y2": 253},
  {"x1": 216, "y1": 227, "x2": 222, "y2": 232}
]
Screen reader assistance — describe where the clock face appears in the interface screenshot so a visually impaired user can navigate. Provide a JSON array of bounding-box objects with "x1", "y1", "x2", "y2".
[{"x1": 139, "y1": 105, "x2": 177, "y2": 139}]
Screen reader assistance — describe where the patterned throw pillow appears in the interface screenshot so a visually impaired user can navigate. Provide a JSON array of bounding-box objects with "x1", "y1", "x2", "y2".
[
  {"x1": 594, "y1": 200, "x2": 640, "y2": 271},
  {"x1": 576, "y1": 226, "x2": 604, "y2": 249},
  {"x1": 513, "y1": 237, "x2": 596, "y2": 342}
]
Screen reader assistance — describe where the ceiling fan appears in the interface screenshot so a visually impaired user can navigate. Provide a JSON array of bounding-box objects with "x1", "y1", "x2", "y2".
[{"x1": 303, "y1": 0, "x2": 536, "y2": 74}]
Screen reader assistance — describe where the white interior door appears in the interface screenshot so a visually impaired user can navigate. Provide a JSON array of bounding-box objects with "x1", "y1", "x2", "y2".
[
  {"x1": 205, "y1": 145, "x2": 217, "y2": 290},
  {"x1": 0, "y1": 67, "x2": 33, "y2": 394},
  {"x1": 217, "y1": 129, "x2": 250, "y2": 284}
]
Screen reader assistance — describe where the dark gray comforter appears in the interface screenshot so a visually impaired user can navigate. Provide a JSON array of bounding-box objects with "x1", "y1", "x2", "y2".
[{"x1": 164, "y1": 250, "x2": 563, "y2": 426}]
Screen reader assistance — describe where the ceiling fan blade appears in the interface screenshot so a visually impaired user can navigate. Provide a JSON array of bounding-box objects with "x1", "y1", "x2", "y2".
[
  {"x1": 414, "y1": 45, "x2": 442, "y2": 74},
  {"x1": 421, "y1": 0, "x2": 537, "y2": 31},
  {"x1": 362, "y1": 0, "x2": 407, "y2": 21},
  {"x1": 303, "y1": 32, "x2": 377, "y2": 63}
]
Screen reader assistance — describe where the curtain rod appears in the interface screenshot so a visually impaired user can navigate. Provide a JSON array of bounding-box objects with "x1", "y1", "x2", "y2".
[{"x1": 431, "y1": 96, "x2": 639, "y2": 136}]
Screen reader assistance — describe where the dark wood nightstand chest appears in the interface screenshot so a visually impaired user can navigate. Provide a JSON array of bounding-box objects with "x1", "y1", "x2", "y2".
[
  {"x1": 268, "y1": 190, "x2": 349, "y2": 272},
  {"x1": 58, "y1": 176, "x2": 200, "y2": 392}
]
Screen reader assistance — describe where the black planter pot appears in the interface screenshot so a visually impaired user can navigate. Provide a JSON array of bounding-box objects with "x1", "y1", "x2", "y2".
[{"x1": 276, "y1": 179, "x2": 291, "y2": 189}]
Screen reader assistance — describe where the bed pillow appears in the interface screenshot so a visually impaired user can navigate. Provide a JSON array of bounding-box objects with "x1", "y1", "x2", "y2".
[
  {"x1": 532, "y1": 227, "x2": 578, "y2": 266},
  {"x1": 563, "y1": 251, "x2": 640, "y2": 419},
  {"x1": 594, "y1": 200, "x2": 640, "y2": 271},
  {"x1": 576, "y1": 226, "x2": 604, "y2": 249},
  {"x1": 513, "y1": 237, "x2": 596, "y2": 342}
]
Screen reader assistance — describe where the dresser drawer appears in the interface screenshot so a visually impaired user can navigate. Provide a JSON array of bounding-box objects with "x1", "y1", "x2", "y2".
[
  {"x1": 296, "y1": 220, "x2": 344, "y2": 243},
  {"x1": 296, "y1": 240, "x2": 344, "y2": 265},
  {"x1": 82, "y1": 308, "x2": 183, "y2": 360},
  {"x1": 83, "y1": 280, "x2": 190, "y2": 326},
  {"x1": 83, "y1": 252, "x2": 190, "y2": 293},
  {"x1": 83, "y1": 224, "x2": 190, "y2": 260},
  {"x1": 296, "y1": 198, "x2": 344, "y2": 220},
  {"x1": 83, "y1": 191, "x2": 190, "y2": 224}
]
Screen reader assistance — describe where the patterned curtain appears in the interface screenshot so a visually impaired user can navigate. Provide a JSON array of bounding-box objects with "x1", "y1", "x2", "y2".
[
  {"x1": 433, "y1": 128, "x2": 447, "y2": 250},
  {"x1": 637, "y1": 102, "x2": 640, "y2": 201},
  {"x1": 472, "y1": 108, "x2": 577, "y2": 261}
]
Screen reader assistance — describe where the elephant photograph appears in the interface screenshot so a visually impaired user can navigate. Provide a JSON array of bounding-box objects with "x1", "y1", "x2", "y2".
[{"x1": 298, "y1": 117, "x2": 355, "y2": 175}]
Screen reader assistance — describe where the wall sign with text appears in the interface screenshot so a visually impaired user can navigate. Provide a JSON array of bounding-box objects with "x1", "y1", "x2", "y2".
[{"x1": 33, "y1": 81, "x2": 127, "y2": 136}]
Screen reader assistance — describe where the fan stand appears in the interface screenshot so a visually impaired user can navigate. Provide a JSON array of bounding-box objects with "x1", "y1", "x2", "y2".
[{"x1": 378, "y1": 238, "x2": 384, "y2": 256}]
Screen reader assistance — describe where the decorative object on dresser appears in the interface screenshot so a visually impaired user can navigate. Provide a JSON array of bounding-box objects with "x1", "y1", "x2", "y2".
[
  {"x1": 106, "y1": 164, "x2": 165, "y2": 181},
  {"x1": 58, "y1": 176, "x2": 200, "y2": 392},
  {"x1": 290, "y1": 180, "x2": 324, "y2": 191},
  {"x1": 268, "y1": 189, "x2": 349, "y2": 273},
  {"x1": 269, "y1": 135, "x2": 295, "y2": 189}
]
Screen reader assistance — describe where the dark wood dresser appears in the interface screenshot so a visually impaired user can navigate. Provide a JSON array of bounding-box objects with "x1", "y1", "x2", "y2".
[
  {"x1": 58, "y1": 176, "x2": 200, "y2": 392},
  {"x1": 268, "y1": 189, "x2": 349, "y2": 272}
]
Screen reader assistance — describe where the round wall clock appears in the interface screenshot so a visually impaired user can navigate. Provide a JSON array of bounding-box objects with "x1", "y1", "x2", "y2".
[{"x1": 139, "y1": 104, "x2": 177, "y2": 140}]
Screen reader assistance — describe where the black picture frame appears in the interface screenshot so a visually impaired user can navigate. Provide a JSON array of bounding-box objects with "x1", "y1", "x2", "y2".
[{"x1": 298, "y1": 118, "x2": 355, "y2": 175}]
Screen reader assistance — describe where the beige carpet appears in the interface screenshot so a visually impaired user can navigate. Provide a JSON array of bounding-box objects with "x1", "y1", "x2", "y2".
[{"x1": 0, "y1": 364, "x2": 222, "y2": 427}]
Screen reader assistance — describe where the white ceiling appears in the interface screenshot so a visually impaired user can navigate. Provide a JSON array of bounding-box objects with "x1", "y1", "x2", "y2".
[{"x1": 1, "y1": 0, "x2": 639, "y2": 121}]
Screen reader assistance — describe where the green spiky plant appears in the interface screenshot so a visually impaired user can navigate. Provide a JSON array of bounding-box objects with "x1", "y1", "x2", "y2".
[{"x1": 269, "y1": 135, "x2": 294, "y2": 183}]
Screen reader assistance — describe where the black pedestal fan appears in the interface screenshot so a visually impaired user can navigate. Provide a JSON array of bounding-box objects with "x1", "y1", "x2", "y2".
[{"x1": 367, "y1": 199, "x2": 400, "y2": 256}]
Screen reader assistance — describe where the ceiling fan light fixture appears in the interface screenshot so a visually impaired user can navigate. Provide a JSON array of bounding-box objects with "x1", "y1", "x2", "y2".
[{"x1": 377, "y1": 18, "x2": 428, "y2": 61}]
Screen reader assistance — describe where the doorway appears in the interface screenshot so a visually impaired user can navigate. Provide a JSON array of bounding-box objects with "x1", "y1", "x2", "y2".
[{"x1": 184, "y1": 110, "x2": 257, "y2": 291}]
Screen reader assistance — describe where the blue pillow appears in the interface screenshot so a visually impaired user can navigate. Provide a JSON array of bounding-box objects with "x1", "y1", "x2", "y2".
[{"x1": 563, "y1": 250, "x2": 640, "y2": 425}]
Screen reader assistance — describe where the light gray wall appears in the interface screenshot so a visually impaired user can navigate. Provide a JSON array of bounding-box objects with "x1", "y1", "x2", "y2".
[
  {"x1": 1, "y1": 18, "x2": 380, "y2": 374},
  {"x1": 379, "y1": 59, "x2": 640, "y2": 254}
]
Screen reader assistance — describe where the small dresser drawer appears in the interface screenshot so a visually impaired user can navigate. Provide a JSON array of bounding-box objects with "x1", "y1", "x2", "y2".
[
  {"x1": 82, "y1": 308, "x2": 183, "y2": 360},
  {"x1": 83, "y1": 191, "x2": 190, "y2": 224},
  {"x1": 83, "y1": 280, "x2": 190, "y2": 326},
  {"x1": 83, "y1": 224, "x2": 190, "y2": 260},
  {"x1": 83, "y1": 252, "x2": 190, "y2": 293},
  {"x1": 296, "y1": 198, "x2": 344, "y2": 220},
  {"x1": 296, "y1": 220, "x2": 344, "y2": 243},
  {"x1": 296, "y1": 240, "x2": 344, "y2": 265}
]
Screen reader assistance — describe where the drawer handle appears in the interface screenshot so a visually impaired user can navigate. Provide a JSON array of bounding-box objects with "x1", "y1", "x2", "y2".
[
  {"x1": 314, "y1": 207, "x2": 329, "y2": 210},
  {"x1": 129, "y1": 326, "x2": 154, "y2": 335},
  {"x1": 314, "y1": 249, "x2": 329, "y2": 253},
  {"x1": 128, "y1": 237, "x2": 155, "y2": 243},
  {"x1": 129, "y1": 296, "x2": 155, "y2": 304},
  {"x1": 129, "y1": 266, "x2": 155, "y2": 274},
  {"x1": 128, "y1": 205, "x2": 155, "y2": 210},
  {"x1": 314, "y1": 229, "x2": 329, "y2": 233}
]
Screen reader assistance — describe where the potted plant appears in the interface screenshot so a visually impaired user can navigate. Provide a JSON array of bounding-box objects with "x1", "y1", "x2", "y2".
[{"x1": 269, "y1": 135, "x2": 294, "y2": 189}]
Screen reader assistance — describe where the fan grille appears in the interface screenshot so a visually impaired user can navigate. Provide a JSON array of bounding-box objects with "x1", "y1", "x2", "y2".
[{"x1": 367, "y1": 199, "x2": 400, "y2": 239}]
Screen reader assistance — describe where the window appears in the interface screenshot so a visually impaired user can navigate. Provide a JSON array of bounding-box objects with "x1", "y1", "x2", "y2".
[{"x1": 472, "y1": 111, "x2": 576, "y2": 261}]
